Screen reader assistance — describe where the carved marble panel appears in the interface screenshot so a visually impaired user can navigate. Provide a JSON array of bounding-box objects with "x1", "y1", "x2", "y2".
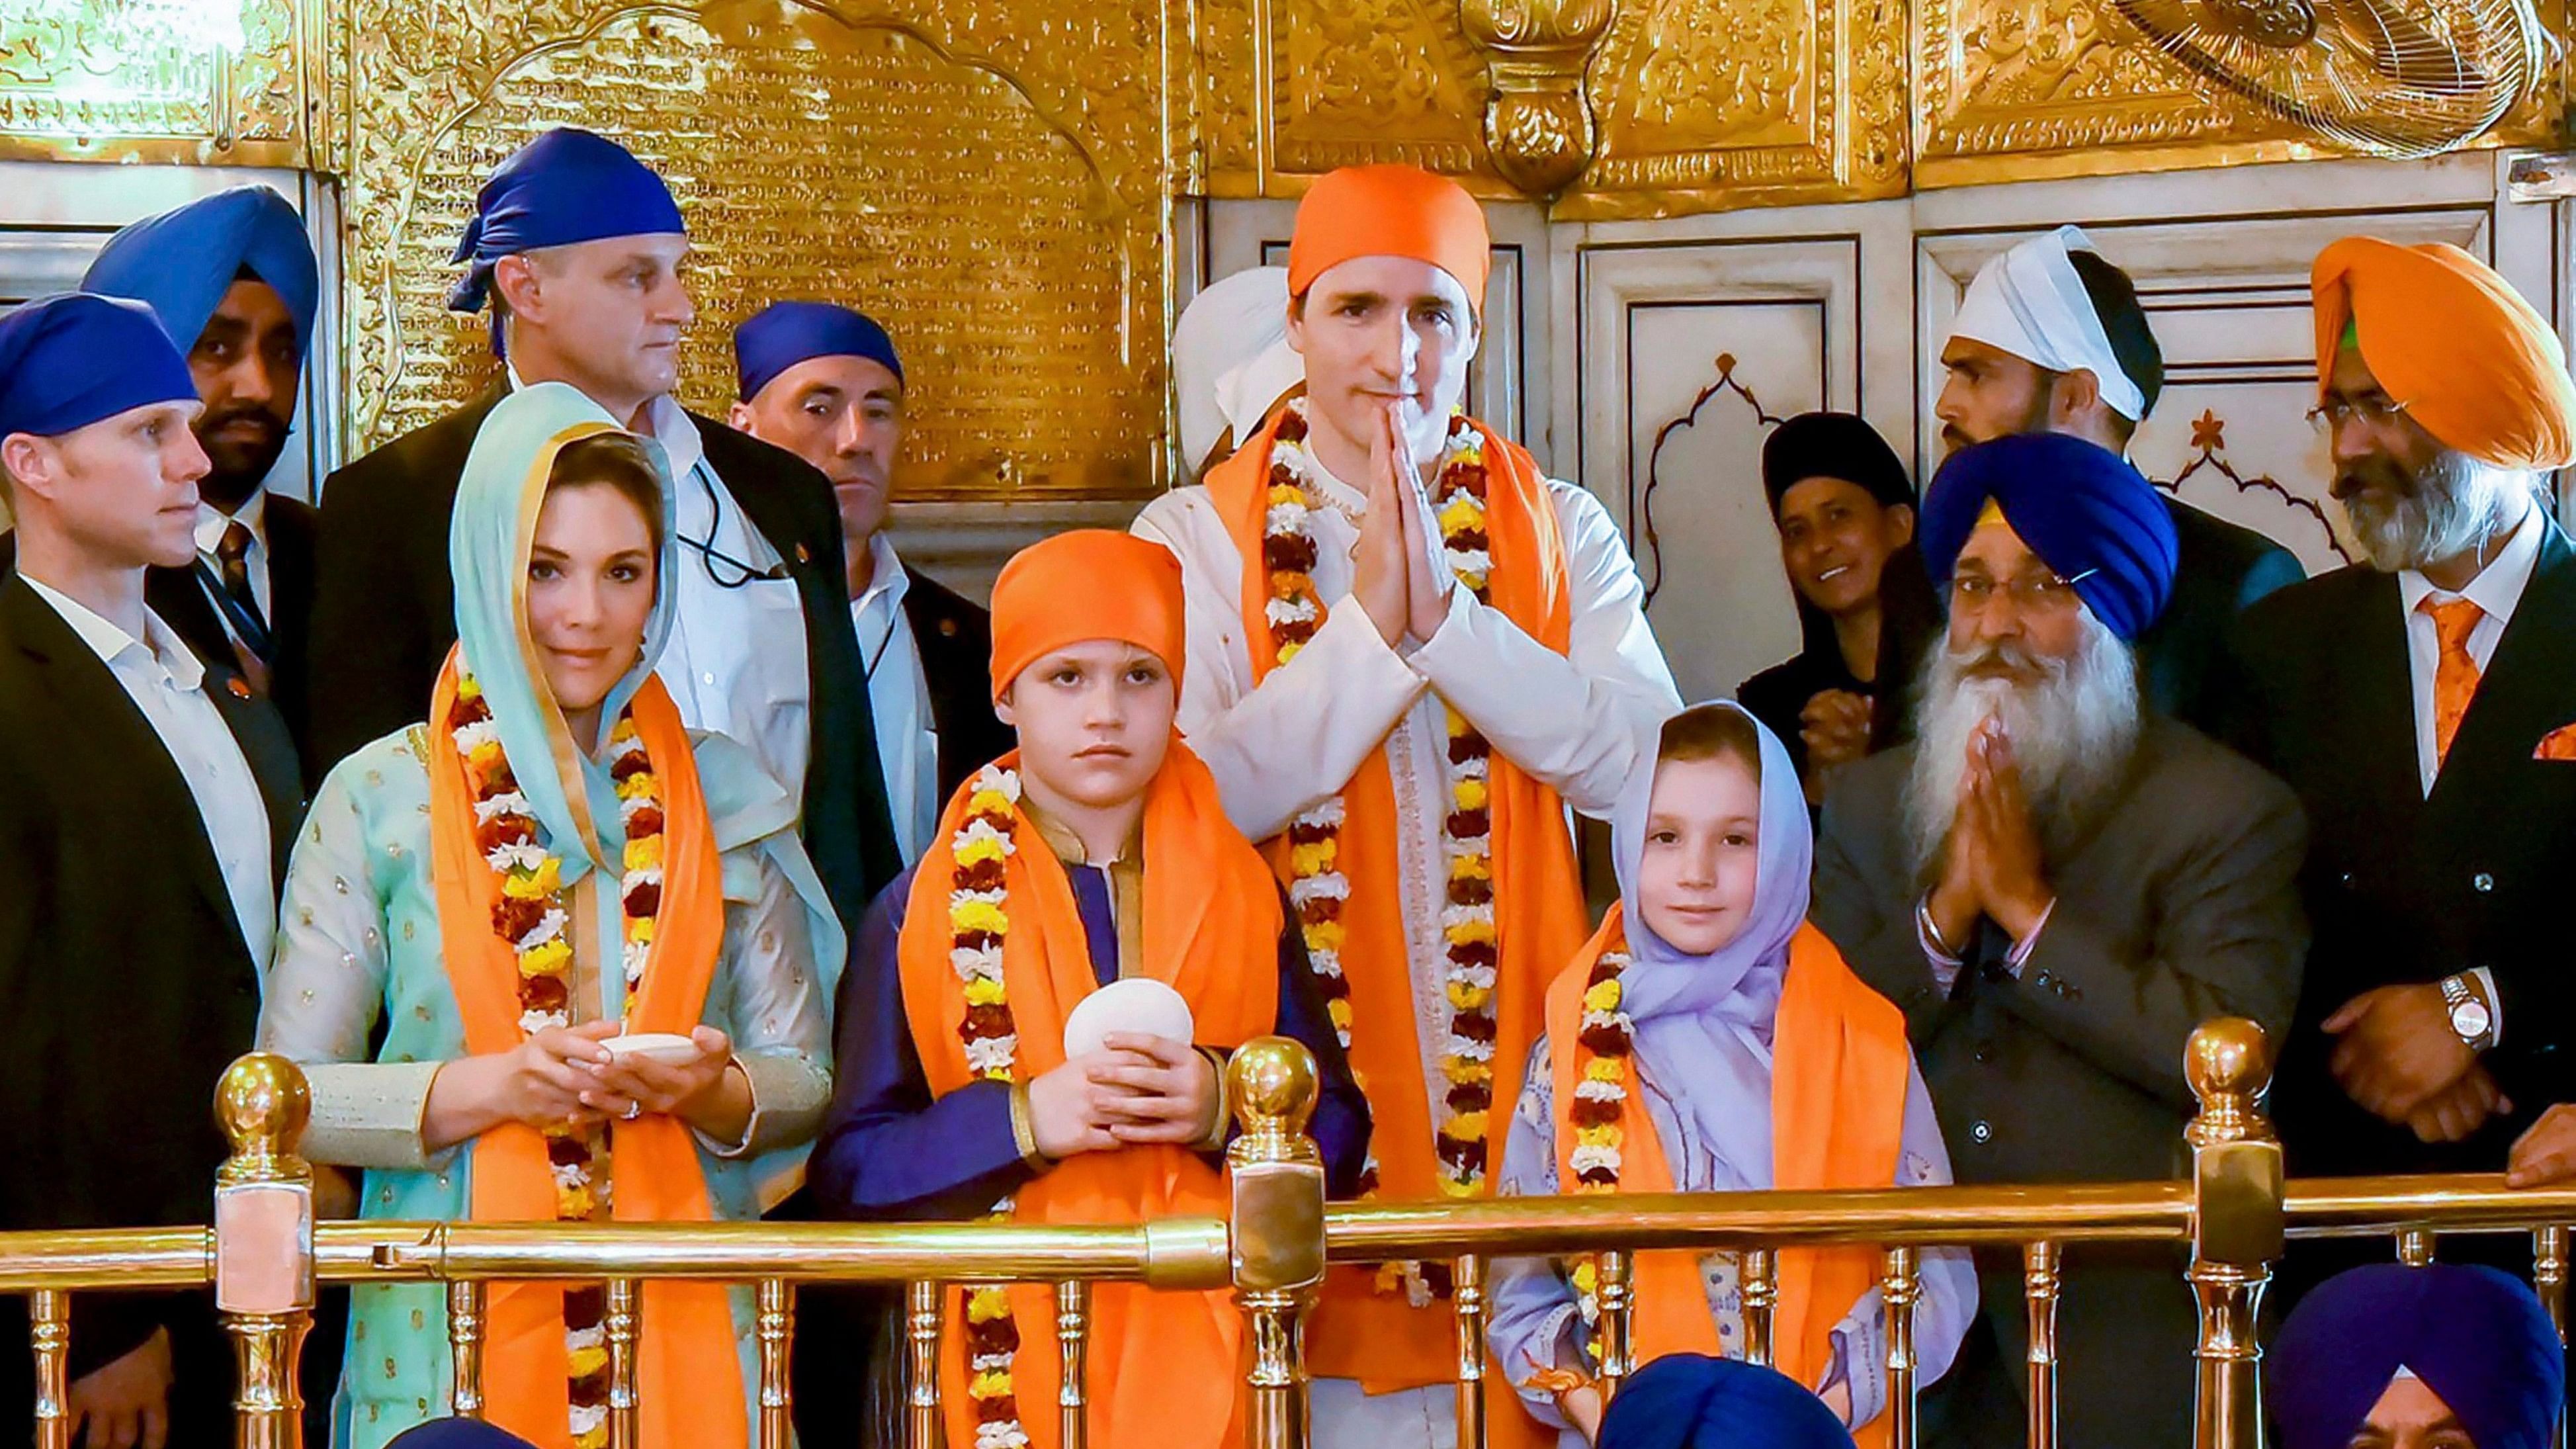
[{"x1": 336, "y1": 0, "x2": 1171, "y2": 500}]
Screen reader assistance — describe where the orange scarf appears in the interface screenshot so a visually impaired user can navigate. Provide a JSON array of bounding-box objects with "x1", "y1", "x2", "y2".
[
  {"x1": 1542, "y1": 910, "x2": 1909, "y2": 1446},
  {"x1": 427, "y1": 653, "x2": 748, "y2": 1449},
  {"x1": 896, "y1": 742, "x2": 1280, "y2": 1449},
  {"x1": 1207, "y1": 414, "x2": 1588, "y2": 1418}
]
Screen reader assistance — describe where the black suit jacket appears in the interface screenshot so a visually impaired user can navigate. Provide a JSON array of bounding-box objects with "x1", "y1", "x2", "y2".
[
  {"x1": 305, "y1": 389, "x2": 902, "y2": 931},
  {"x1": 899, "y1": 566, "x2": 1012, "y2": 799},
  {"x1": 2143, "y1": 495, "x2": 2305, "y2": 737},
  {"x1": 145, "y1": 492, "x2": 319, "y2": 759},
  {"x1": 0, "y1": 574, "x2": 302, "y2": 1434},
  {"x1": 2235, "y1": 522, "x2": 2576, "y2": 1176}
]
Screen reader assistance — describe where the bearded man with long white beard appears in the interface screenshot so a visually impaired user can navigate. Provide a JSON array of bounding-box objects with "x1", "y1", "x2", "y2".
[
  {"x1": 1812, "y1": 431, "x2": 2307, "y2": 1448},
  {"x1": 2233, "y1": 241, "x2": 2576, "y2": 1225}
]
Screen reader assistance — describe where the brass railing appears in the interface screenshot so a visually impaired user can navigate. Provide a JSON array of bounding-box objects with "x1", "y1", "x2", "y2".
[{"x1": 8, "y1": 1021, "x2": 2575, "y2": 1449}]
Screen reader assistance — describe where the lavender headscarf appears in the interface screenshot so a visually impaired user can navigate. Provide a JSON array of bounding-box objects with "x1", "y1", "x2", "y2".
[{"x1": 1609, "y1": 700, "x2": 1812, "y2": 1192}]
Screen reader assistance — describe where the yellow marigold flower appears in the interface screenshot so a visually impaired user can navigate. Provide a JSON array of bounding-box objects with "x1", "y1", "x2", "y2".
[
  {"x1": 1307, "y1": 919, "x2": 1346, "y2": 952},
  {"x1": 466, "y1": 741, "x2": 504, "y2": 774},
  {"x1": 1447, "y1": 1110, "x2": 1489, "y2": 1141},
  {"x1": 951, "y1": 900, "x2": 1009, "y2": 936},
  {"x1": 557, "y1": 1182, "x2": 595, "y2": 1219},
  {"x1": 568, "y1": 1344, "x2": 609, "y2": 1379},
  {"x1": 1289, "y1": 841, "x2": 1337, "y2": 877},
  {"x1": 1456, "y1": 569, "x2": 1490, "y2": 593},
  {"x1": 1438, "y1": 1175, "x2": 1483, "y2": 1198},
  {"x1": 614, "y1": 770, "x2": 658, "y2": 802},
  {"x1": 1450, "y1": 853, "x2": 1492, "y2": 883},
  {"x1": 970, "y1": 1370, "x2": 1013, "y2": 1400},
  {"x1": 1574, "y1": 1124, "x2": 1619, "y2": 1150},
  {"x1": 967, "y1": 788, "x2": 1015, "y2": 818},
  {"x1": 1447, "y1": 981, "x2": 1492, "y2": 1012},
  {"x1": 1582, "y1": 1057, "x2": 1625, "y2": 1084},
  {"x1": 963, "y1": 976, "x2": 1007, "y2": 1008},
  {"x1": 1445, "y1": 705, "x2": 1470, "y2": 736},
  {"x1": 1270, "y1": 570, "x2": 1314, "y2": 600},
  {"x1": 1445, "y1": 917, "x2": 1497, "y2": 947},
  {"x1": 1448, "y1": 1058, "x2": 1493, "y2": 1086},
  {"x1": 1268, "y1": 484, "x2": 1303, "y2": 507},
  {"x1": 574, "y1": 1429, "x2": 608, "y2": 1449},
  {"x1": 628, "y1": 916, "x2": 654, "y2": 945},
  {"x1": 518, "y1": 938, "x2": 572, "y2": 979},
  {"x1": 966, "y1": 1287, "x2": 1013, "y2": 1323},
  {"x1": 1454, "y1": 778, "x2": 1490, "y2": 812},
  {"x1": 1326, "y1": 998, "x2": 1355, "y2": 1033},
  {"x1": 955, "y1": 834, "x2": 1008, "y2": 868},
  {"x1": 1569, "y1": 1262, "x2": 1598, "y2": 1295},
  {"x1": 458, "y1": 676, "x2": 483, "y2": 701},
  {"x1": 1278, "y1": 641, "x2": 1304, "y2": 663},
  {"x1": 1582, "y1": 980, "x2": 1623, "y2": 1014},
  {"x1": 623, "y1": 834, "x2": 662, "y2": 873},
  {"x1": 1437, "y1": 495, "x2": 1484, "y2": 535}
]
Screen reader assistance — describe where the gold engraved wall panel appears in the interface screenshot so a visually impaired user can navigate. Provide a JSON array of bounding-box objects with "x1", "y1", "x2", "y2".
[
  {"x1": 341, "y1": 0, "x2": 1168, "y2": 500},
  {"x1": 1565, "y1": 0, "x2": 1909, "y2": 216},
  {"x1": 0, "y1": 0, "x2": 309, "y2": 163}
]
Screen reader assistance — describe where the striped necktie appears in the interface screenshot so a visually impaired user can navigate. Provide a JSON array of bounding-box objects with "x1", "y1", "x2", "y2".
[{"x1": 2421, "y1": 595, "x2": 2483, "y2": 771}]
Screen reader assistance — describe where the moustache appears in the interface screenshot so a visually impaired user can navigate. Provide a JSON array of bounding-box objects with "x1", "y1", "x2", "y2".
[
  {"x1": 198, "y1": 405, "x2": 289, "y2": 439},
  {"x1": 1953, "y1": 641, "x2": 2055, "y2": 680},
  {"x1": 2331, "y1": 457, "x2": 2413, "y2": 502}
]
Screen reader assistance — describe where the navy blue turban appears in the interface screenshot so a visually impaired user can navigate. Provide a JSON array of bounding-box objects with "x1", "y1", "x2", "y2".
[
  {"x1": 385, "y1": 1423, "x2": 538, "y2": 1448},
  {"x1": 83, "y1": 185, "x2": 318, "y2": 357},
  {"x1": 1597, "y1": 1354, "x2": 1859, "y2": 1449},
  {"x1": 1918, "y1": 432, "x2": 2178, "y2": 642},
  {"x1": 2273, "y1": 1264, "x2": 2564, "y2": 1449},
  {"x1": 734, "y1": 300, "x2": 905, "y2": 403},
  {"x1": 0, "y1": 293, "x2": 197, "y2": 441},
  {"x1": 447, "y1": 128, "x2": 685, "y2": 314}
]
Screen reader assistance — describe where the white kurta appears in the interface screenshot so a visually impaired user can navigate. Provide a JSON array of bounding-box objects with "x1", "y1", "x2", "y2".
[{"x1": 1134, "y1": 450, "x2": 1679, "y2": 1144}]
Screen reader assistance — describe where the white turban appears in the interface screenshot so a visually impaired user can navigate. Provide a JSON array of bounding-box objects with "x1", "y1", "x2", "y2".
[
  {"x1": 1948, "y1": 224, "x2": 2148, "y2": 422},
  {"x1": 1174, "y1": 267, "x2": 1303, "y2": 472}
]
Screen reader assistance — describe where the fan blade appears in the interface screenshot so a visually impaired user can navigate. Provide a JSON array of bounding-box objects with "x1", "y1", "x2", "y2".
[{"x1": 2316, "y1": 0, "x2": 2485, "y2": 91}]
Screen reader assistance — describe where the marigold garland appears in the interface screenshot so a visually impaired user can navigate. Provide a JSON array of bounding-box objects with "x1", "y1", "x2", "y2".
[
  {"x1": 948, "y1": 766, "x2": 1033, "y2": 1449},
  {"x1": 448, "y1": 674, "x2": 664, "y2": 1449},
  {"x1": 1262, "y1": 401, "x2": 1506, "y2": 1304},
  {"x1": 1564, "y1": 946, "x2": 1633, "y2": 1362}
]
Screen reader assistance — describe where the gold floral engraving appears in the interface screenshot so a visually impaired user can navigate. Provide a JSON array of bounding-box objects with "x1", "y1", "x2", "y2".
[{"x1": 0, "y1": 0, "x2": 308, "y2": 163}]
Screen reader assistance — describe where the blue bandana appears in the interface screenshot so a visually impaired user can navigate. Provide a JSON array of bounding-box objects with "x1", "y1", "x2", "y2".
[
  {"x1": 1597, "y1": 1354, "x2": 1858, "y2": 1449},
  {"x1": 1918, "y1": 432, "x2": 2178, "y2": 642},
  {"x1": 447, "y1": 128, "x2": 685, "y2": 314},
  {"x1": 82, "y1": 185, "x2": 318, "y2": 357},
  {"x1": 384, "y1": 1425, "x2": 538, "y2": 1448},
  {"x1": 734, "y1": 300, "x2": 904, "y2": 402},
  {"x1": 2273, "y1": 1264, "x2": 2563, "y2": 1449},
  {"x1": 0, "y1": 294, "x2": 198, "y2": 441}
]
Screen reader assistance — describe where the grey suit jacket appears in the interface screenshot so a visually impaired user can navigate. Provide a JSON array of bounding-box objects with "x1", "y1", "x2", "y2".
[{"x1": 1812, "y1": 713, "x2": 2307, "y2": 1443}]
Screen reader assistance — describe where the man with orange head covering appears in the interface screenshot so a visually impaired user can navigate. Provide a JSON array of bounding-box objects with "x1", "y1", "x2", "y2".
[
  {"x1": 809, "y1": 529, "x2": 1367, "y2": 1449},
  {"x1": 2235, "y1": 240, "x2": 2576, "y2": 1237},
  {"x1": 1136, "y1": 165, "x2": 1680, "y2": 1446}
]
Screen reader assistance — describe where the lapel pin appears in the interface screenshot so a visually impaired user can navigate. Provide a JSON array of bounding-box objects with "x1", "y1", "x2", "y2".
[
  {"x1": 794, "y1": 543, "x2": 812, "y2": 566},
  {"x1": 227, "y1": 677, "x2": 252, "y2": 700},
  {"x1": 939, "y1": 618, "x2": 959, "y2": 637}
]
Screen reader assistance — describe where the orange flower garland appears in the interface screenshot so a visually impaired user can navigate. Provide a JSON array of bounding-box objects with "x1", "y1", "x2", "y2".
[
  {"x1": 447, "y1": 674, "x2": 665, "y2": 1449},
  {"x1": 1564, "y1": 945, "x2": 1633, "y2": 1361},
  {"x1": 948, "y1": 765, "x2": 1031, "y2": 1449},
  {"x1": 1260, "y1": 401, "x2": 1506, "y2": 1305}
]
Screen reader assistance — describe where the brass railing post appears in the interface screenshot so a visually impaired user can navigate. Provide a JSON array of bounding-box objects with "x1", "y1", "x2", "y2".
[
  {"x1": 30, "y1": 1288, "x2": 70, "y2": 1449},
  {"x1": 214, "y1": 1053, "x2": 316, "y2": 1449},
  {"x1": 2184, "y1": 1020, "x2": 2282, "y2": 1449},
  {"x1": 1226, "y1": 1037, "x2": 1326, "y2": 1449},
  {"x1": 1451, "y1": 1255, "x2": 1489, "y2": 1449},
  {"x1": 2024, "y1": 1242, "x2": 2062, "y2": 1449}
]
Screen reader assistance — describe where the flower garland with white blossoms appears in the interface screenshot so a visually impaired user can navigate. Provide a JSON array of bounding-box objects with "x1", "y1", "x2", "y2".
[
  {"x1": 947, "y1": 765, "x2": 1033, "y2": 1449},
  {"x1": 449, "y1": 674, "x2": 666, "y2": 1449},
  {"x1": 1564, "y1": 947, "x2": 1633, "y2": 1362},
  {"x1": 1260, "y1": 400, "x2": 1505, "y2": 1302}
]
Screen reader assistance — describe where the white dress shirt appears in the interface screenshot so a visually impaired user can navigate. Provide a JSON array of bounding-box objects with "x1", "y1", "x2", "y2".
[
  {"x1": 19, "y1": 572, "x2": 276, "y2": 966},
  {"x1": 194, "y1": 490, "x2": 271, "y2": 619},
  {"x1": 2393, "y1": 496, "x2": 2544, "y2": 1038},
  {"x1": 506, "y1": 372, "x2": 815, "y2": 813},
  {"x1": 851, "y1": 532, "x2": 939, "y2": 862},
  {"x1": 1135, "y1": 455, "x2": 1680, "y2": 1118}
]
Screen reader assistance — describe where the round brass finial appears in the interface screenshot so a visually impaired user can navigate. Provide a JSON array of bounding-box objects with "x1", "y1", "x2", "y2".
[
  {"x1": 1228, "y1": 1036, "x2": 1319, "y2": 1137},
  {"x1": 2186, "y1": 1018, "x2": 2272, "y2": 1107},
  {"x1": 216, "y1": 1052, "x2": 312, "y2": 1159}
]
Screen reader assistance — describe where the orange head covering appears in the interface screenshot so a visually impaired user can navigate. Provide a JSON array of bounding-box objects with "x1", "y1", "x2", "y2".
[
  {"x1": 2312, "y1": 237, "x2": 2576, "y2": 471},
  {"x1": 988, "y1": 529, "x2": 1186, "y2": 701},
  {"x1": 1287, "y1": 164, "x2": 1490, "y2": 316}
]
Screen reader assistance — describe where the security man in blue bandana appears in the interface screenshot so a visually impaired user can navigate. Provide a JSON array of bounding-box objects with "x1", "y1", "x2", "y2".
[
  {"x1": 1809, "y1": 432, "x2": 2309, "y2": 1448},
  {"x1": 0, "y1": 294, "x2": 304, "y2": 1449},
  {"x1": 304, "y1": 127, "x2": 900, "y2": 932},
  {"x1": 2273, "y1": 1263, "x2": 2564, "y2": 1449}
]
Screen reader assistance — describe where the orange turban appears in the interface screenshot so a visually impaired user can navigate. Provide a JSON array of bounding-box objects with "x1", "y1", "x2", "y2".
[
  {"x1": 988, "y1": 529, "x2": 1187, "y2": 700},
  {"x1": 1287, "y1": 164, "x2": 1490, "y2": 315},
  {"x1": 2313, "y1": 237, "x2": 2576, "y2": 470}
]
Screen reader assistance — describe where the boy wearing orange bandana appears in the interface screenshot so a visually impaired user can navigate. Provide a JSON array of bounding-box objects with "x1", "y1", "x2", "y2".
[
  {"x1": 1135, "y1": 165, "x2": 1680, "y2": 1447},
  {"x1": 810, "y1": 529, "x2": 1368, "y2": 1449}
]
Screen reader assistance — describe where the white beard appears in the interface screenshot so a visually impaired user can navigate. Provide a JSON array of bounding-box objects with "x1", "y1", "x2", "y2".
[
  {"x1": 1903, "y1": 611, "x2": 2143, "y2": 884},
  {"x1": 2345, "y1": 451, "x2": 2539, "y2": 574}
]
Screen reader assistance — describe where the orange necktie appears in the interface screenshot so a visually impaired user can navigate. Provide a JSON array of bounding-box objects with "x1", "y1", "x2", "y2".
[{"x1": 2421, "y1": 595, "x2": 2484, "y2": 769}]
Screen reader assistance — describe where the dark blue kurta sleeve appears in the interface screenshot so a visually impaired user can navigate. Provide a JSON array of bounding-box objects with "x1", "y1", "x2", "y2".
[
  {"x1": 1269, "y1": 891, "x2": 1373, "y2": 1198},
  {"x1": 808, "y1": 865, "x2": 1037, "y2": 1221}
]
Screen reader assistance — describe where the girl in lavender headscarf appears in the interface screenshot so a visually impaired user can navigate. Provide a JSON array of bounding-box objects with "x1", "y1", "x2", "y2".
[{"x1": 1488, "y1": 701, "x2": 1974, "y2": 1446}]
